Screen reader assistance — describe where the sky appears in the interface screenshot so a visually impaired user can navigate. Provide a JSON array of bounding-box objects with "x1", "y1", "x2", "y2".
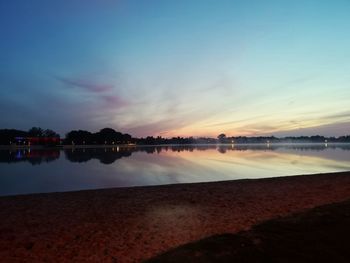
[{"x1": 1, "y1": 0, "x2": 350, "y2": 137}]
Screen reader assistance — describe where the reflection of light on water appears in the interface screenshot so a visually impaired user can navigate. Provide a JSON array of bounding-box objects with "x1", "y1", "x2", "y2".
[
  {"x1": 15, "y1": 150, "x2": 22, "y2": 159},
  {"x1": 160, "y1": 146, "x2": 350, "y2": 180},
  {"x1": 2, "y1": 144, "x2": 350, "y2": 197}
]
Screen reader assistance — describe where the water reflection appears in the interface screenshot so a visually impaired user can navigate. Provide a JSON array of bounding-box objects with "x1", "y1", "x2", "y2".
[
  {"x1": 0, "y1": 144, "x2": 349, "y2": 196},
  {"x1": 65, "y1": 147, "x2": 132, "y2": 164},
  {"x1": 0, "y1": 144, "x2": 349, "y2": 165},
  {"x1": 0, "y1": 149, "x2": 60, "y2": 165}
]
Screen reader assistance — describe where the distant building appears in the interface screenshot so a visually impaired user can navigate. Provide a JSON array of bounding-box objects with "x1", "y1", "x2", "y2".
[{"x1": 15, "y1": 137, "x2": 60, "y2": 146}]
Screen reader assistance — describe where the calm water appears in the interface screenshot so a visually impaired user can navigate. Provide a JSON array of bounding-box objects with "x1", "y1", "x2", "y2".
[{"x1": 0, "y1": 144, "x2": 350, "y2": 196}]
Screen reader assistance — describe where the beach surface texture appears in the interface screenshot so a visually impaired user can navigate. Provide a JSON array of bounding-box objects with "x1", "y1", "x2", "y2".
[
  {"x1": 1, "y1": 172, "x2": 350, "y2": 262},
  {"x1": 147, "y1": 198, "x2": 350, "y2": 262}
]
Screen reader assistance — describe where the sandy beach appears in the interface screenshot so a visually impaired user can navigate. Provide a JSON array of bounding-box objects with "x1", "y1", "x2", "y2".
[
  {"x1": 1, "y1": 171, "x2": 350, "y2": 262},
  {"x1": 147, "y1": 198, "x2": 350, "y2": 262}
]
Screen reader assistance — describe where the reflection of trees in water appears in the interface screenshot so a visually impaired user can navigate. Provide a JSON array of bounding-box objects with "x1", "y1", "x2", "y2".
[
  {"x1": 219, "y1": 144, "x2": 350, "y2": 152},
  {"x1": 0, "y1": 149, "x2": 60, "y2": 165},
  {"x1": 64, "y1": 148, "x2": 132, "y2": 164},
  {"x1": 216, "y1": 144, "x2": 283, "y2": 153},
  {"x1": 1, "y1": 144, "x2": 349, "y2": 166},
  {"x1": 64, "y1": 148, "x2": 133, "y2": 164},
  {"x1": 335, "y1": 145, "x2": 350, "y2": 151},
  {"x1": 64, "y1": 146, "x2": 210, "y2": 163},
  {"x1": 286, "y1": 144, "x2": 350, "y2": 151},
  {"x1": 64, "y1": 145, "x2": 350, "y2": 165}
]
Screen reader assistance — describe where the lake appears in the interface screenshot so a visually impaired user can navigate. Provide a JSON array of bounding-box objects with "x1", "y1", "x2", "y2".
[{"x1": 0, "y1": 144, "x2": 350, "y2": 196}]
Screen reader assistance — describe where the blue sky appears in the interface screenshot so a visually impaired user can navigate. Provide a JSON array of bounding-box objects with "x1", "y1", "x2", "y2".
[{"x1": 1, "y1": 0, "x2": 350, "y2": 137}]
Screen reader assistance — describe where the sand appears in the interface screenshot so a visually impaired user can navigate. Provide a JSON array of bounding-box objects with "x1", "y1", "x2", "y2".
[
  {"x1": 147, "y1": 198, "x2": 350, "y2": 262},
  {"x1": 0, "y1": 171, "x2": 350, "y2": 262}
]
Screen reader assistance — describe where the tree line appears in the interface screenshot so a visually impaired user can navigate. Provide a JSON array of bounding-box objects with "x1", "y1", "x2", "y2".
[
  {"x1": 0, "y1": 127, "x2": 350, "y2": 145},
  {"x1": 215, "y1": 134, "x2": 350, "y2": 144},
  {"x1": 0, "y1": 127, "x2": 133, "y2": 145},
  {"x1": 65, "y1": 128, "x2": 132, "y2": 145},
  {"x1": 0, "y1": 127, "x2": 59, "y2": 145}
]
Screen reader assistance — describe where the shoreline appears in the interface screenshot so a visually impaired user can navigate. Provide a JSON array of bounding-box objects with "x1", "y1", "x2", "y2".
[
  {"x1": 1, "y1": 141, "x2": 350, "y2": 150},
  {"x1": 1, "y1": 171, "x2": 350, "y2": 262},
  {"x1": 2, "y1": 170, "x2": 350, "y2": 199}
]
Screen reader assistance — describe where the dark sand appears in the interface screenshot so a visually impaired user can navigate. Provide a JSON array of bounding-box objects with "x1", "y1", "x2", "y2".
[
  {"x1": 1, "y1": 172, "x2": 350, "y2": 262},
  {"x1": 147, "y1": 198, "x2": 350, "y2": 262}
]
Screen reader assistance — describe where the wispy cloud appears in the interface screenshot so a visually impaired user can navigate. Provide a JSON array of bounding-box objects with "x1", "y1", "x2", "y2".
[
  {"x1": 55, "y1": 74, "x2": 130, "y2": 115},
  {"x1": 323, "y1": 111, "x2": 350, "y2": 121},
  {"x1": 270, "y1": 121, "x2": 350, "y2": 137},
  {"x1": 102, "y1": 95, "x2": 129, "y2": 108},
  {"x1": 56, "y1": 76, "x2": 113, "y2": 93}
]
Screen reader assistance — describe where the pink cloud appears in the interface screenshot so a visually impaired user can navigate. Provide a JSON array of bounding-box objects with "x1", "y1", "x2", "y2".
[
  {"x1": 56, "y1": 77, "x2": 113, "y2": 93},
  {"x1": 102, "y1": 95, "x2": 129, "y2": 108},
  {"x1": 56, "y1": 75, "x2": 130, "y2": 112}
]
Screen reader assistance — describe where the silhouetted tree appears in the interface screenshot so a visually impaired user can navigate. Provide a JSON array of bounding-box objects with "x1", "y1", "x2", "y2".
[
  {"x1": 64, "y1": 128, "x2": 134, "y2": 145},
  {"x1": 65, "y1": 130, "x2": 93, "y2": 145},
  {"x1": 43, "y1": 129, "x2": 60, "y2": 138},
  {"x1": 0, "y1": 129, "x2": 27, "y2": 144},
  {"x1": 94, "y1": 128, "x2": 123, "y2": 144},
  {"x1": 218, "y1": 133, "x2": 227, "y2": 143},
  {"x1": 28, "y1": 127, "x2": 44, "y2": 137},
  {"x1": 122, "y1": 133, "x2": 132, "y2": 143}
]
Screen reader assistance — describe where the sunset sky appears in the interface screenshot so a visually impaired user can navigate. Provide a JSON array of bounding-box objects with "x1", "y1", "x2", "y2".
[{"x1": 1, "y1": 0, "x2": 350, "y2": 137}]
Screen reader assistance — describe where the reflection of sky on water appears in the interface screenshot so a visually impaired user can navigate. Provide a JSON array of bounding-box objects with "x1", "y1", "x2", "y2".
[{"x1": 0, "y1": 144, "x2": 349, "y2": 196}]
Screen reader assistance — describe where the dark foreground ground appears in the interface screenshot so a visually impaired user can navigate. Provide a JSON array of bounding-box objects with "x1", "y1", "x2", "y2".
[
  {"x1": 147, "y1": 198, "x2": 350, "y2": 263},
  {"x1": 1, "y1": 172, "x2": 350, "y2": 262}
]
